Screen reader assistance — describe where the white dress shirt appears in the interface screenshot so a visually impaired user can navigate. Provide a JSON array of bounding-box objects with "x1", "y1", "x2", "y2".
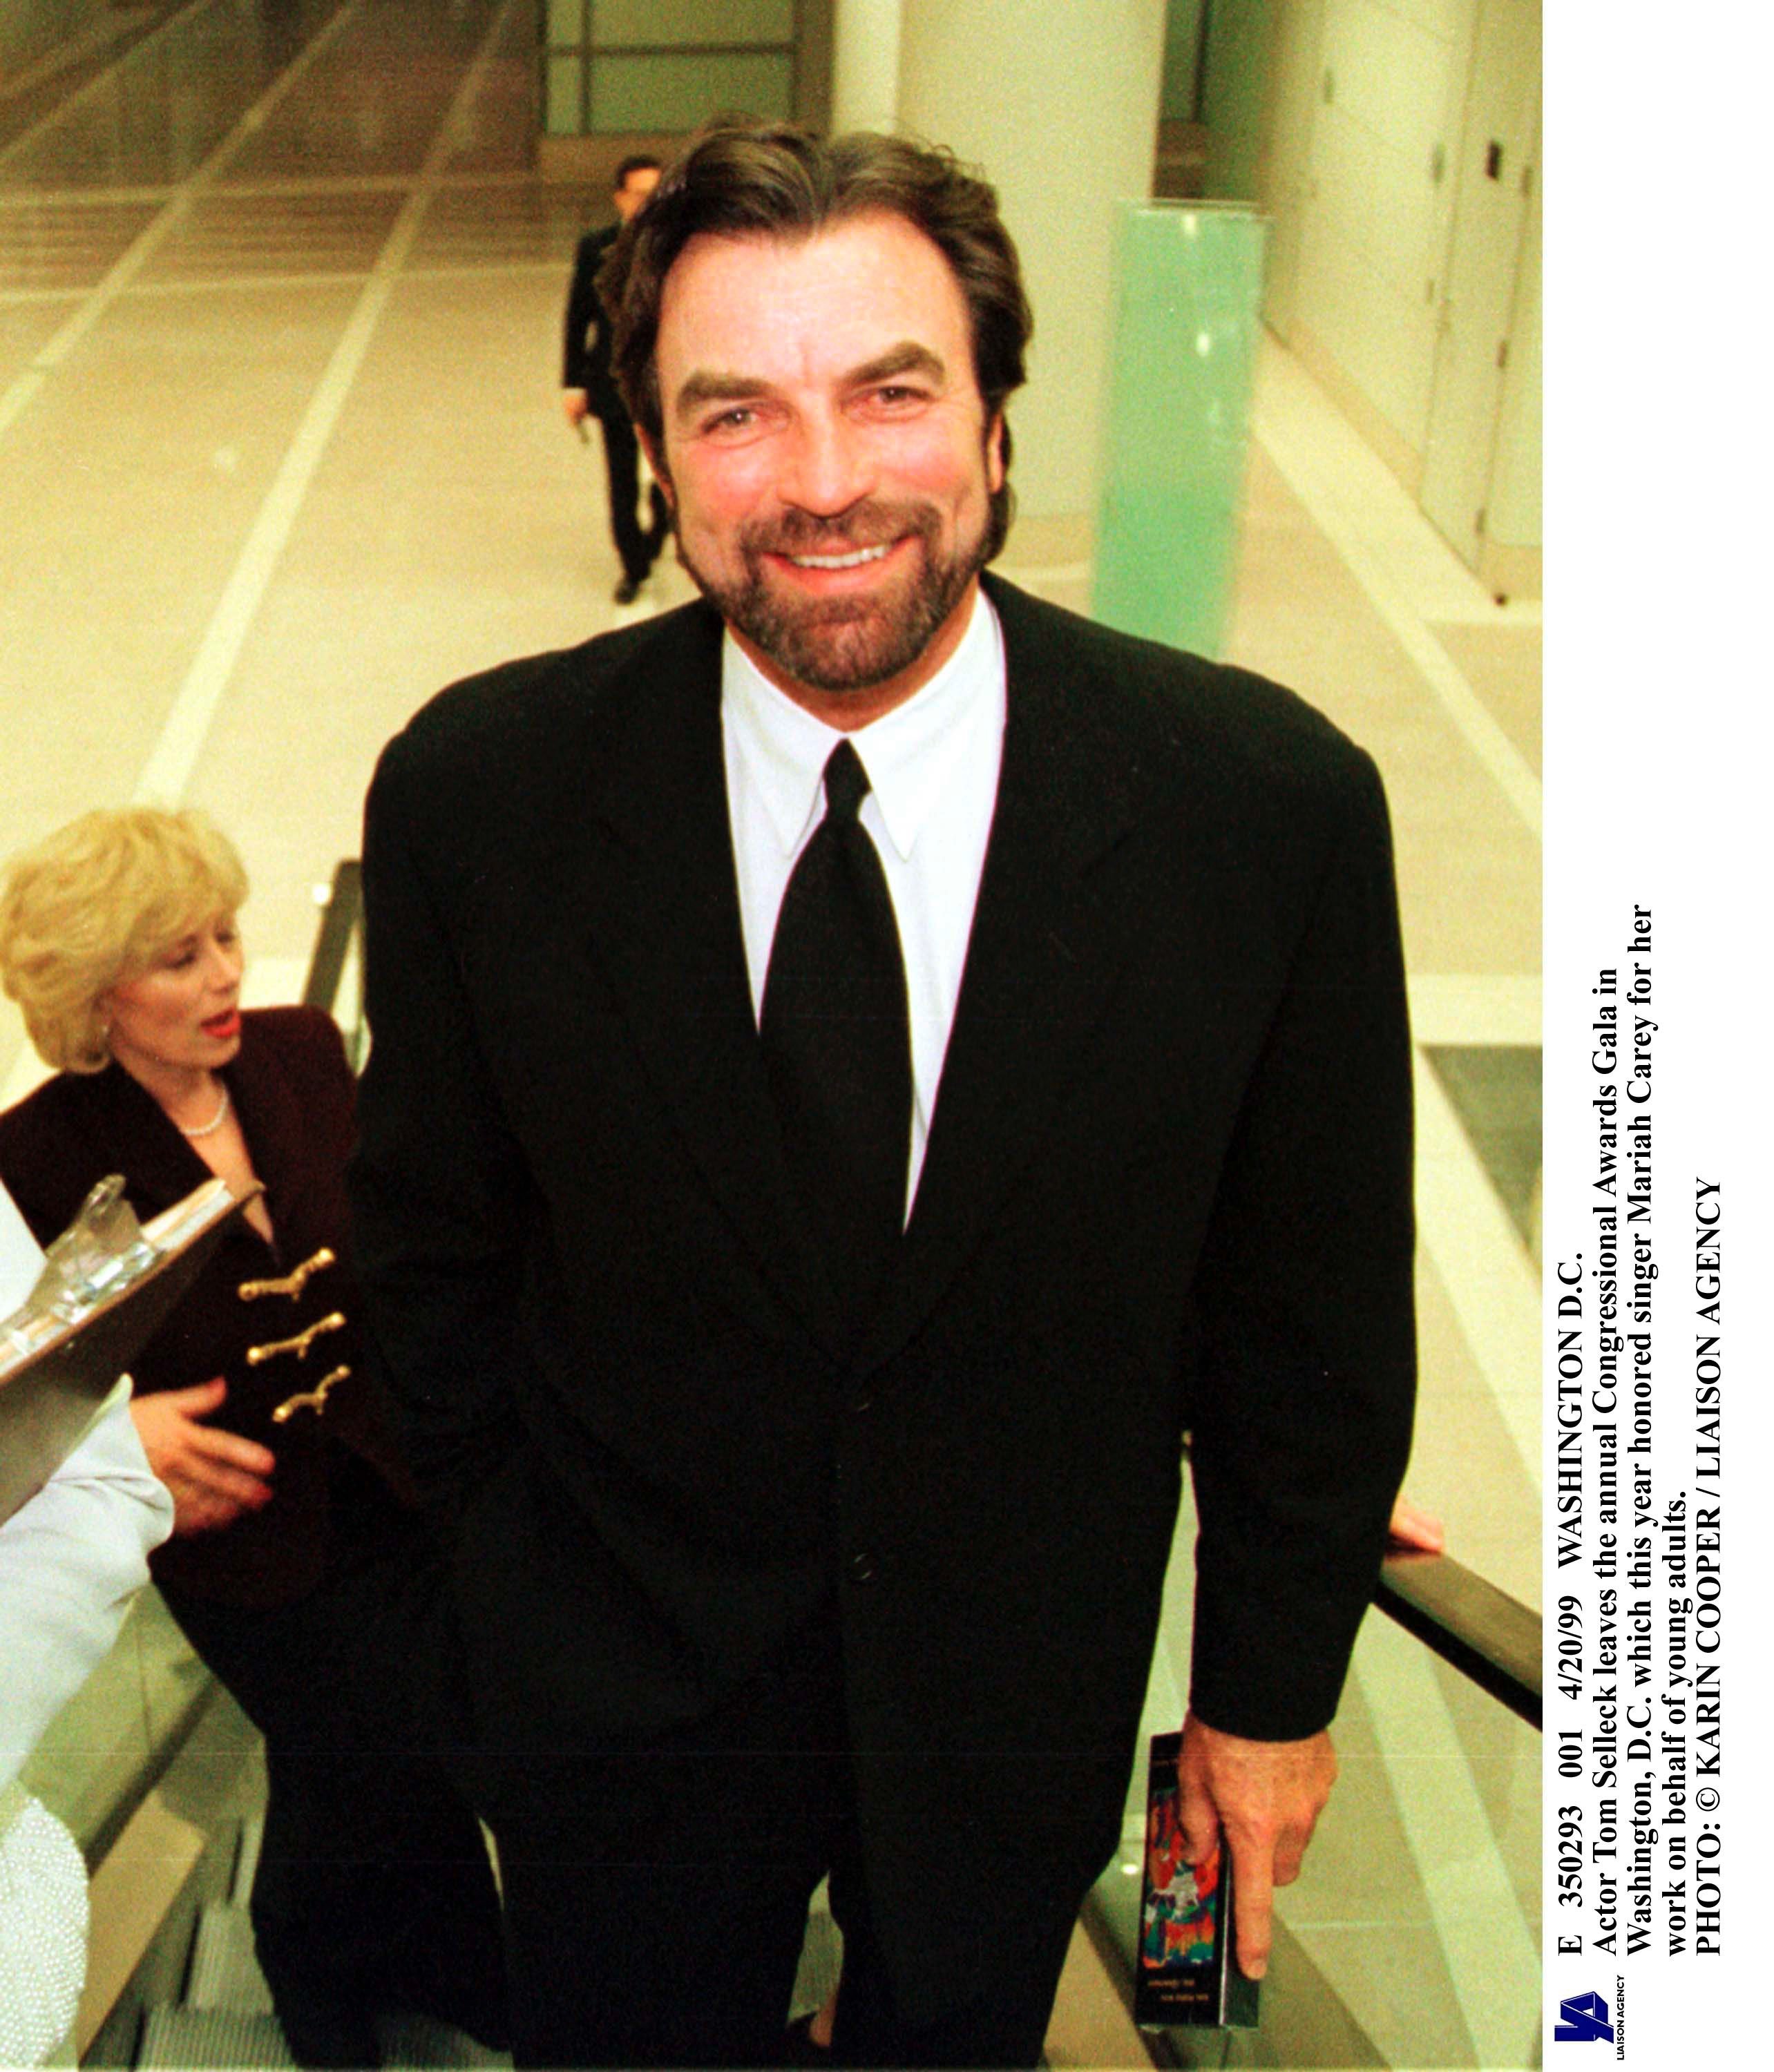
[{"x1": 722, "y1": 586, "x2": 1007, "y2": 1218}]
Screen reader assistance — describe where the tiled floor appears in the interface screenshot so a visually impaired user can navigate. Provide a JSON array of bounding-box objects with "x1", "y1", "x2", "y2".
[{"x1": 1, "y1": 6, "x2": 1541, "y2": 2066}]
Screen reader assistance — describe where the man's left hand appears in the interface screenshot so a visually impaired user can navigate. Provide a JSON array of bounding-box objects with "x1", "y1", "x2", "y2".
[{"x1": 1175, "y1": 1710, "x2": 1337, "y2": 1981}]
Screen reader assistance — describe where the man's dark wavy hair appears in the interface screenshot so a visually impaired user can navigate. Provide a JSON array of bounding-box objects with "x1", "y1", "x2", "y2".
[{"x1": 600, "y1": 123, "x2": 1032, "y2": 560}]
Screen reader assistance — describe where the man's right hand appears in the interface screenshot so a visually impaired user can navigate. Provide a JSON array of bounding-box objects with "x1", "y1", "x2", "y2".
[
  {"x1": 131, "y1": 1379, "x2": 275, "y2": 1537},
  {"x1": 1176, "y1": 1711, "x2": 1337, "y2": 1980},
  {"x1": 562, "y1": 387, "x2": 590, "y2": 426}
]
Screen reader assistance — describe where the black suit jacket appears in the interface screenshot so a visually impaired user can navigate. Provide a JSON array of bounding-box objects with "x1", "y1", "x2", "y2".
[
  {"x1": 350, "y1": 577, "x2": 1415, "y2": 2002},
  {"x1": 0, "y1": 1007, "x2": 409, "y2": 1606}
]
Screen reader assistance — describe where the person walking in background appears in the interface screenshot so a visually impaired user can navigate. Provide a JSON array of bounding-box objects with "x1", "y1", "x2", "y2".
[{"x1": 563, "y1": 153, "x2": 668, "y2": 604}]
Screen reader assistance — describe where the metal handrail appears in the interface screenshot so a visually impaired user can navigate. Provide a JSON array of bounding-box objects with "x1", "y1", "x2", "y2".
[
  {"x1": 1377, "y1": 1546, "x2": 1541, "y2": 1727},
  {"x1": 302, "y1": 858, "x2": 363, "y2": 1013}
]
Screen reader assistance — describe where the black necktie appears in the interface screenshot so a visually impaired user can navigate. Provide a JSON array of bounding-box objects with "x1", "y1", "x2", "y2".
[{"x1": 761, "y1": 740, "x2": 911, "y2": 1340}]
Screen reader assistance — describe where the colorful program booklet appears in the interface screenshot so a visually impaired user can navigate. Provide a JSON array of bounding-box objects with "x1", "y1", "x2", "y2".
[{"x1": 1135, "y1": 1729, "x2": 1261, "y2": 2030}]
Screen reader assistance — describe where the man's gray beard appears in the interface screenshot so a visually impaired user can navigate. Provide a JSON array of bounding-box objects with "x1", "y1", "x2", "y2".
[{"x1": 674, "y1": 502, "x2": 987, "y2": 695}]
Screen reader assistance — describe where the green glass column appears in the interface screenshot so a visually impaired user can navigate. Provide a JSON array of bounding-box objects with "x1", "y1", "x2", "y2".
[{"x1": 1091, "y1": 202, "x2": 1268, "y2": 659}]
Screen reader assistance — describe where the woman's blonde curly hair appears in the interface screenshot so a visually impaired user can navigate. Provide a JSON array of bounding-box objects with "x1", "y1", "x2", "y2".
[{"x1": 0, "y1": 807, "x2": 248, "y2": 1073}]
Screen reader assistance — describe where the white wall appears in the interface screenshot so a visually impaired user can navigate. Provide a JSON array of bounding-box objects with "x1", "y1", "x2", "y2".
[
  {"x1": 1257, "y1": 0, "x2": 1540, "y2": 568},
  {"x1": 1487, "y1": 152, "x2": 1540, "y2": 553},
  {"x1": 897, "y1": 0, "x2": 1170, "y2": 528},
  {"x1": 1295, "y1": 0, "x2": 1473, "y2": 461}
]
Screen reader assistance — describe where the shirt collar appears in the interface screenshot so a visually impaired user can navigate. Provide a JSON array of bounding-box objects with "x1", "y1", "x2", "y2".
[{"x1": 721, "y1": 586, "x2": 1003, "y2": 863}]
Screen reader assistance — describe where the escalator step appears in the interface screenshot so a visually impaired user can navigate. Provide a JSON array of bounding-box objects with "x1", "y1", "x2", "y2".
[
  {"x1": 139, "y1": 2002, "x2": 512, "y2": 2068},
  {"x1": 137, "y1": 2005, "x2": 294, "y2": 2068},
  {"x1": 376, "y1": 2011, "x2": 511, "y2": 2067}
]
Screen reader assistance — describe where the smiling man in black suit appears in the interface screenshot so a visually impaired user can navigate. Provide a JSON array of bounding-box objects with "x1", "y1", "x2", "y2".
[{"x1": 350, "y1": 123, "x2": 1417, "y2": 2071}]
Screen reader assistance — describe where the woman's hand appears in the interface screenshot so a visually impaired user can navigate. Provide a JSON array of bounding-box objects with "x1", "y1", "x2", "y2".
[{"x1": 130, "y1": 1379, "x2": 275, "y2": 1537}]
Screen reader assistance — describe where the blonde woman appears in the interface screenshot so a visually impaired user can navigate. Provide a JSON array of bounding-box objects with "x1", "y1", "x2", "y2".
[{"x1": 0, "y1": 809, "x2": 504, "y2": 2070}]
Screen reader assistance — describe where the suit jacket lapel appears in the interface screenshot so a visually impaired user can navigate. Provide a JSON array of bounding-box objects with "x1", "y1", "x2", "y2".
[
  {"x1": 855, "y1": 579, "x2": 1157, "y2": 1377},
  {"x1": 575, "y1": 605, "x2": 848, "y2": 1356}
]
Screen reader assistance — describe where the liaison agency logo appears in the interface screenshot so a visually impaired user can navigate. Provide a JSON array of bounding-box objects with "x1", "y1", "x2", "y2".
[{"x1": 1552, "y1": 1980, "x2": 1623, "y2": 2051}]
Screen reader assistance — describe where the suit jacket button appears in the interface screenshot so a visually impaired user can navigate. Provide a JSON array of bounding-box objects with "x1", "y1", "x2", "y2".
[{"x1": 847, "y1": 1552, "x2": 877, "y2": 1585}]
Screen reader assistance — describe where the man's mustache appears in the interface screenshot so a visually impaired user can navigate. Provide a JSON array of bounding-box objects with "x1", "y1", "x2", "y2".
[{"x1": 738, "y1": 502, "x2": 937, "y2": 557}]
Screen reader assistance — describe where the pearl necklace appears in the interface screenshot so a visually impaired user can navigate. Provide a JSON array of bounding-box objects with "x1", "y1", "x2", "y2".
[{"x1": 178, "y1": 1084, "x2": 231, "y2": 1140}]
